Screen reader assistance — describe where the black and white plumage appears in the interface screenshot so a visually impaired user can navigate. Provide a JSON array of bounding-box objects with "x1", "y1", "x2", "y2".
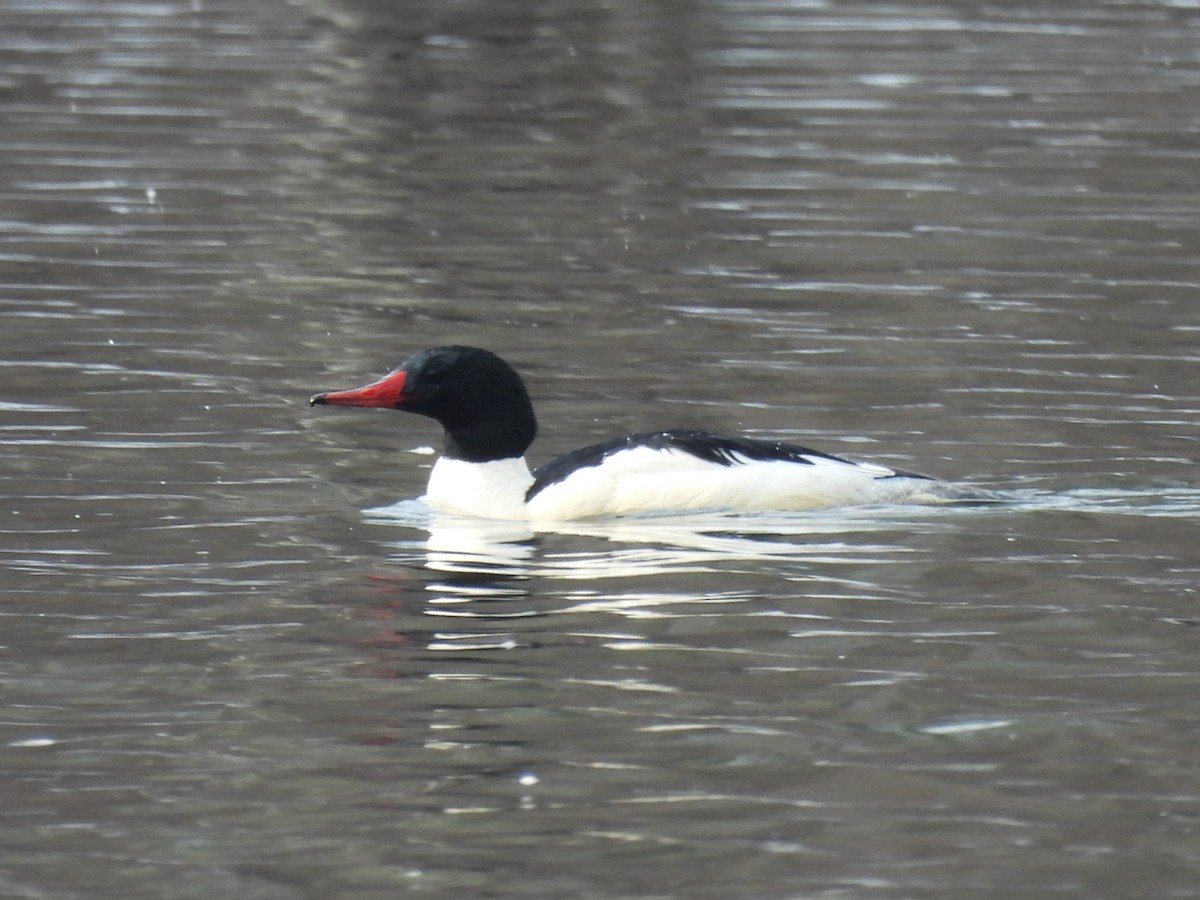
[{"x1": 311, "y1": 346, "x2": 942, "y2": 520}]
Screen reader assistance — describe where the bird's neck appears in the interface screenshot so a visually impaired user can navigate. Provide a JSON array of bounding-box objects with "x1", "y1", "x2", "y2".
[{"x1": 441, "y1": 411, "x2": 536, "y2": 464}]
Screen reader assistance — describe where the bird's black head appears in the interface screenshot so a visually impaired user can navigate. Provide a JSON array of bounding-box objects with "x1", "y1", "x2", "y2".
[{"x1": 311, "y1": 346, "x2": 537, "y2": 462}]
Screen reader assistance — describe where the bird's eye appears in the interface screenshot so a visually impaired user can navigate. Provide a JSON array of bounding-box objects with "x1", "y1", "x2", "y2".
[{"x1": 414, "y1": 368, "x2": 447, "y2": 396}]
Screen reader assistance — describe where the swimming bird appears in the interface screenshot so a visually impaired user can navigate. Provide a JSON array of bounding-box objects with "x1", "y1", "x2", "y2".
[{"x1": 310, "y1": 345, "x2": 942, "y2": 520}]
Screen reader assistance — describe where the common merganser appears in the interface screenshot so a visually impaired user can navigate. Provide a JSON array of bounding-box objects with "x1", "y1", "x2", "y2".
[{"x1": 310, "y1": 346, "x2": 942, "y2": 520}]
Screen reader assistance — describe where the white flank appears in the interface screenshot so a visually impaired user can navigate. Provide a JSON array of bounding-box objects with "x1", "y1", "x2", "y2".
[
  {"x1": 420, "y1": 446, "x2": 939, "y2": 521},
  {"x1": 523, "y1": 445, "x2": 935, "y2": 521}
]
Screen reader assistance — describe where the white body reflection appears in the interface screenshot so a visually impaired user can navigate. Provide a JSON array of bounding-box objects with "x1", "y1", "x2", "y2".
[
  {"x1": 365, "y1": 496, "x2": 962, "y2": 586},
  {"x1": 363, "y1": 485, "x2": 1200, "y2": 604}
]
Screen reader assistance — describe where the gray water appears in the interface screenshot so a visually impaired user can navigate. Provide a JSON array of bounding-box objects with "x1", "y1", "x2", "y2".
[{"x1": 2, "y1": 1, "x2": 1199, "y2": 897}]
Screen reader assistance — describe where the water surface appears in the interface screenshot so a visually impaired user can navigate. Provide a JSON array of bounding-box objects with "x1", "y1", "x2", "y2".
[{"x1": 1, "y1": 0, "x2": 1198, "y2": 897}]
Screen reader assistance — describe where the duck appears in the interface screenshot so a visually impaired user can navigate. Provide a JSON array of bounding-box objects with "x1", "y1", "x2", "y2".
[{"x1": 310, "y1": 345, "x2": 944, "y2": 520}]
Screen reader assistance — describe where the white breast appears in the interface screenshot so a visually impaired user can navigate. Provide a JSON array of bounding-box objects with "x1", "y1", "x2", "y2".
[{"x1": 424, "y1": 456, "x2": 534, "y2": 519}]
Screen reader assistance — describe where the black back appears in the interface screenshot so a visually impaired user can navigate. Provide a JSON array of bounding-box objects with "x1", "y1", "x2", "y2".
[{"x1": 526, "y1": 429, "x2": 921, "y2": 501}]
